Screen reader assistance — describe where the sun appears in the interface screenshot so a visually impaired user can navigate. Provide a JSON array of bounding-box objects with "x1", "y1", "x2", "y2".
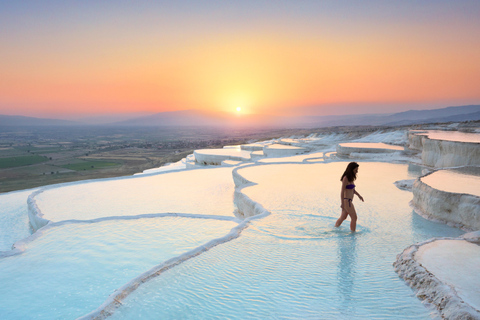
[{"x1": 236, "y1": 107, "x2": 242, "y2": 112}]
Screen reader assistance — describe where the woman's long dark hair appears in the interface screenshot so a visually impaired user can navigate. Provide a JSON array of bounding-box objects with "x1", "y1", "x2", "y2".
[{"x1": 340, "y1": 162, "x2": 359, "y2": 182}]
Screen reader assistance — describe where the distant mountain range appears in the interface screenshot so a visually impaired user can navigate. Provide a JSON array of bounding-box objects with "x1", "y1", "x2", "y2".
[
  {"x1": 0, "y1": 115, "x2": 79, "y2": 127},
  {"x1": 300, "y1": 104, "x2": 480, "y2": 127},
  {"x1": 111, "y1": 109, "x2": 293, "y2": 127},
  {"x1": 1, "y1": 104, "x2": 479, "y2": 128}
]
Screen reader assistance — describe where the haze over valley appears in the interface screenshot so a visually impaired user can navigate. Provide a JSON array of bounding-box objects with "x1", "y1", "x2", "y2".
[{"x1": 1, "y1": 104, "x2": 479, "y2": 128}]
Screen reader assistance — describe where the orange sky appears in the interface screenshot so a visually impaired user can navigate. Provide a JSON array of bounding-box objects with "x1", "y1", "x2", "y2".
[{"x1": 1, "y1": 1, "x2": 479, "y2": 119}]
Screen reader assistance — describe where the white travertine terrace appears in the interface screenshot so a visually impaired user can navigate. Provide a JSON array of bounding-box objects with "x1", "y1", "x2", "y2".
[
  {"x1": 136, "y1": 160, "x2": 186, "y2": 175},
  {"x1": 262, "y1": 143, "x2": 308, "y2": 157},
  {"x1": 408, "y1": 130, "x2": 480, "y2": 167},
  {"x1": 28, "y1": 167, "x2": 237, "y2": 230},
  {"x1": 221, "y1": 160, "x2": 243, "y2": 167},
  {"x1": 394, "y1": 179, "x2": 415, "y2": 191},
  {"x1": 416, "y1": 240, "x2": 480, "y2": 310},
  {"x1": 278, "y1": 138, "x2": 312, "y2": 146},
  {"x1": 422, "y1": 139, "x2": 480, "y2": 167},
  {"x1": 394, "y1": 236, "x2": 480, "y2": 320},
  {"x1": 421, "y1": 168, "x2": 480, "y2": 197},
  {"x1": 324, "y1": 151, "x2": 337, "y2": 160},
  {"x1": 407, "y1": 131, "x2": 427, "y2": 151},
  {"x1": 417, "y1": 130, "x2": 480, "y2": 143},
  {"x1": 240, "y1": 143, "x2": 266, "y2": 151},
  {"x1": 279, "y1": 138, "x2": 300, "y2": 144},
  {"x1": 250, "y1": 150, "x2": 265, "y2": 160},
  {"x1": 258, "y1": 151, "x2": 324, "y2": 163},
  {"x1": 222, "y1": 145, "x2": 241, "y2": 150},
  {"x1": 194, "y1": 148, "x2": 252, "y2": 165},
  {"x1": 336, "y1": 142, "x2": 404, "y2": 156},
  {"x1": 412, "y1": 168, "x2": 480, "y2": 231}
]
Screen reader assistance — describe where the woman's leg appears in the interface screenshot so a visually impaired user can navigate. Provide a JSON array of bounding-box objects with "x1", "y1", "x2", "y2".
[
  {"x1": 347, "y1": 206, "x2": 357, "y2": 232},
  {"x1": 335, "y1": 209, "x2": 349, "y2": 227}
]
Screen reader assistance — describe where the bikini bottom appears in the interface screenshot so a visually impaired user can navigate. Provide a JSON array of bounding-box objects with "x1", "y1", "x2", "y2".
[{"x1": 344, "y1": 198, "x2": 353, "y2": 207}]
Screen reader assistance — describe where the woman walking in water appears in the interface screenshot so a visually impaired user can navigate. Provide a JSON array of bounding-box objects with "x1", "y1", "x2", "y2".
[{"x1": 335, "y1": 162, "x2": 364, "y2": 232}]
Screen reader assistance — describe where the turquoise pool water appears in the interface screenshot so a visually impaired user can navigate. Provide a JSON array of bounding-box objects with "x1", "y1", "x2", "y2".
[
  {"x1": 108, "y1": 162, "x2": 463, "y2": 319},
  {"x1": 0, "y1": 216, "x2": 237, "y2": 319},
  {"x1": 0, "y1": 189, "x2": 34, "y2": 251},
  {"x1": 0, "y1": 162, "x2": 464, "y2": 319}
]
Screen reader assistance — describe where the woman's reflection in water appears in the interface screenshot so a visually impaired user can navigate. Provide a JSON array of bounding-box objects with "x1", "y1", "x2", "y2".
[{"x1": 336, "y1": 233, "x2": 358, "y2": 316}]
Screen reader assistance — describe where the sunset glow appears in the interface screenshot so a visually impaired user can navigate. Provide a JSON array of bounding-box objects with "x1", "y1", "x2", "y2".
[{"x1": 0, "y1": 1, "x2": 479, "y2": 119}]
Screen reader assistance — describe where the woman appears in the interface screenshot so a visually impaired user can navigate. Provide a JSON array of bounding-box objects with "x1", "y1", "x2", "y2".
[{"x1": 335, "y1": 162, "x2": 364, "y2": 232}]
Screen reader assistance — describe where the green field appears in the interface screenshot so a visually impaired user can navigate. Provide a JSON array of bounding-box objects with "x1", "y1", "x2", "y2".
[
  {"x1": 61, "y1": 160, "x2": 120, "y2": 171},
  {"x1": 0, "y1": 155, "x2": 49, "y2": 169},
  {"x1": 15, "y1": 146, "x2": 63, "y2": 154},
  {"x1": 0, "y1": 149, "x2": 27, "y2": 157}
]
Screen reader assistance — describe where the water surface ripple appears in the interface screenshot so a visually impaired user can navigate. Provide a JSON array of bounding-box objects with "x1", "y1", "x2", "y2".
[{"x1": 111, "y1": 162, "x2": 463, "y2": 319}]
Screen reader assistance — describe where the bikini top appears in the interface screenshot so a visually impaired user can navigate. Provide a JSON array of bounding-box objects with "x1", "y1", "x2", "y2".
[{"x1": 346, "y1": 184, "x2": 355, "y2": 189}]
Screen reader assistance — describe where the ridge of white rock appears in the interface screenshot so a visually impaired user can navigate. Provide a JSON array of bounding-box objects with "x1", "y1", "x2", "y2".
[
  {"x1": 233, "y1": 189, "x2": 270, "y2": 219},
  {"x1": 232, "y1": 166, "x2": 254, "y2": 188},
  {"x1": 394, "y1": 237, "x2": 480, "y2": 320},
  {"x1": 336, "y1": 142, "x2": 404, "y2": 157},
  {"x1": 231, "y1": 164, "x2": 271, "y2": 220},
  {"x1": 423, "y1": 139, "x2": 480, "y2": 168},
  {"x1": 250, "y1": 150, "x2": 265, "y2": 160},
  {"x1": 78, "y1": 219, "x2": 254, "y2": 320},
  {"x1": 221, "y1": 160, "x2": 243, "y2": 167},
  {"x1": 408, "y1": 131, "x2": 427, "y2": 151},
  {"x1": 417, "y1": 130, "x2": 480, "y2": 143},
  {"x1": 240, "y1": 143, "x2": 264, "y2": 151},
  {"x1": 323, "y1": 151, "x2": 337, "y2": 161},
  {"x1": 394, "y1": 179, "x2": 415, "y2": 191},
  {"x1": 258, "y1": 151, "x2": 324, "y2": 164},
  {"x1": 194, "y1": 148, "x2": 252, "y2": 165},
  {"x1": 408, "y1": 130, "x2": 480, "y2": 168},
  {"x1": 262, "y1": 143, "x2": 308, "y2": 157},
  {"x1": 412, "y1": 168, "x2": 480, "y2": 231},
  {"x1": 27, "y1": 189, "x2": 51, "y2": 231}
]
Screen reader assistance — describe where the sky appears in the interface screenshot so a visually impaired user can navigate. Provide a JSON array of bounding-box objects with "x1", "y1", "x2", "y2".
[{"x1": 1, "y1": 0, "x2": 479, "y2": 120}]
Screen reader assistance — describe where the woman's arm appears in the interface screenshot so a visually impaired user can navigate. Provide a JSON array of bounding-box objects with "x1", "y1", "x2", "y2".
[
  {"x1": 340, "y1": 176, "x2": 348, "y2": 208},
  {"x1": 354, "y1": 190, "x2": 364, "y2": 202}
]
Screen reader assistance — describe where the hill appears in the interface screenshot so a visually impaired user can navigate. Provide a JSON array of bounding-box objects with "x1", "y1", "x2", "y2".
[
  {"x1": 1, "y1": 104, "x2": 479, "y2": 128},
  {"x1": 0, "y1": 115, "x2": 78, "y2": 127}
]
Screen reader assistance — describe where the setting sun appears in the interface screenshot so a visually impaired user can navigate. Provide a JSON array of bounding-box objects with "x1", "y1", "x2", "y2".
[{"x1": 0, "y1": 1, "x2": 479, "y2": 120}]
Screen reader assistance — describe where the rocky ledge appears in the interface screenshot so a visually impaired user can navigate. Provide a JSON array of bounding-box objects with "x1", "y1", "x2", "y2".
[{"x1": 394, "y1": 232, "x2": 480, "y2": 320}]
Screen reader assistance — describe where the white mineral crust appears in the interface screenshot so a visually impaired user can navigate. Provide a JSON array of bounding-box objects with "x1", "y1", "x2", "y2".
[
  {"x1": 336, "y1": 142, "x2": 404, "y2": 156},
  {"x1": 194, "y1": 149, "x2": 252, "y2": 165},
  {"x1": 262, "y1": 144, "x2": 308, "y2": 157},
  {"x1": 412, "y1": 170, "x2": 480, "y2": 231},
  {"x1": 394, "y1": 239, "x2": 480, "y2": 320},
  {"x1": 408, "y1": 130, "x2": 480, "y2": 168}
]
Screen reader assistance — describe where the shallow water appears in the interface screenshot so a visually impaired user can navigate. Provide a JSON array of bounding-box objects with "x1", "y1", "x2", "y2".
[
  {"x1": 258, "y1": 151, "x2": 324, "y2": 163},
  {"x1": 0, "y1": 189, "x2": 35, "y2": 251},
  {"x1": 0, "y1": 129, "x2": 475, "y2": 319},
  {"x1": 0, "y1": 216, "x2": 237, "y2": 319},
  {"x1": 421, "y1": 167, "x2": 480, "y2": 197},
  {"x1": 416, "y1": 240, "x2": 480, "y2": 309},
  {"x1": 111, "y1": 162, "x2": 464, "y2": 320},
  {"x1": 417, "y1": 130, "x2": 480, "y2": 143},
  {"x1": 339, "y1": 142, "x2": 404, "y2": 151},
  {"x1": 34, "y1": 167, "x2": 236, "y2": 222}
]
